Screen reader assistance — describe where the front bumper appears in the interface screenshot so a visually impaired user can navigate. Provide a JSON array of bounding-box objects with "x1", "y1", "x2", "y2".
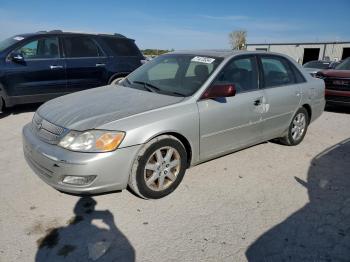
[
  {"x1": 22, "y1": 123, "x2": 142, "y2": 194},
  {"x1": 325, "y1": 89, "x2": 350, "y2": 106}
]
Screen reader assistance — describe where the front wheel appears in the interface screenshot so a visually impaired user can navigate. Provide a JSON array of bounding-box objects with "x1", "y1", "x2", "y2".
[
  {"x1": 280, "y1": 107, "x2": 309, "y2": 146},
  {"x1": 128, "y1": 135, "x2": 187, "y2": 199}
]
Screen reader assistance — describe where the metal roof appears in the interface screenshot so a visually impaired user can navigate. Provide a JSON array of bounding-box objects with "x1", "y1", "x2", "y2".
[{"x1": 247, "y1": 41, "x2": 350, "y2": 46}]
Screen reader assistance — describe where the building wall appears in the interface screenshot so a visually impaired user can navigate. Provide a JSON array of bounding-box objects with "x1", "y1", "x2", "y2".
[{"x1": 247, "y1": 43, "x2": 350, "y2": 63}]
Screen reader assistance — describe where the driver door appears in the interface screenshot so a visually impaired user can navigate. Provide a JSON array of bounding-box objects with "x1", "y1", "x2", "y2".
[
  {"x1": 197, "y1": 55, "x2": 265, "y2": 160},
  {"x1": 3, "y1": 36, "x2": 66, "y2": 99}
]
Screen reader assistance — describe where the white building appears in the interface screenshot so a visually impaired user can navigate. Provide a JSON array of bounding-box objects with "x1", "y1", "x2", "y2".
[{"x1": 246, "y1": 41, "x2": 350, "y2": 64}]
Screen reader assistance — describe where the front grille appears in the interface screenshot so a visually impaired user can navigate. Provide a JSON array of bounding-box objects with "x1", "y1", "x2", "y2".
[
  {"x1": 32, "y1": 113, "x2": 67, "y2": 144},
  {"x1": 325, "y1": 77, "x2": 350, "y2": 91}
]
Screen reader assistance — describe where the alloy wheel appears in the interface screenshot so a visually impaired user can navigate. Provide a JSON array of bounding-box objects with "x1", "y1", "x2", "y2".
[
  {"x1": 144, "y1": 146, "x2": 181, "y2": 191},
  {"x1": 291, "y1": 112, "x2": 306, "y2": 141}
]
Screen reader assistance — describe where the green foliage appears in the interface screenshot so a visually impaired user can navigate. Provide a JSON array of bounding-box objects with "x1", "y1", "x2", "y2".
[{"x1": 142, "y1": 49, "x2": 173, "y2": 56}]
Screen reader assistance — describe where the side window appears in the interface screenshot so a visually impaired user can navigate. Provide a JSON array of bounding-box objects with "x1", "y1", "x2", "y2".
[
  {"x1": 214, "y1": 56, "x2": 259, "y2": 93},
  {"x1": 101, "y1": 37, "x2": 141, "y2": 56},
  {"x1": 17, "y1": 37, "x2": 59, "y2": 59},
  {"x1": 148, "y1": 58, "x2": 179, "y2": 81},
  {"x1": 63, "y1": 36, "x2": 103, "y2": 58},
  {"x1": 261, "y1": 56, "x2": 296, "y2": 87},
  {"x1": 290, "y1": 63, "x2": 306, "y2": 83}
]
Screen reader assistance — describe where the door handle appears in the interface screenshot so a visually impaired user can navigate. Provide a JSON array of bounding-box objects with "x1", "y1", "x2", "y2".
[
  {"x1": 50, "y1": 65, "x2": 63, "y2": 70},
  {"x1": 96, "y1": 63, "x2": 106, "y2": 67}
]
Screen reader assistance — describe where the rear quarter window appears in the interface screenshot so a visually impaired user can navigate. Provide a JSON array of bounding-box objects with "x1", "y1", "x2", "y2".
[{"x1": 101, "y1": 37, "x2": 141, "y2": 56}]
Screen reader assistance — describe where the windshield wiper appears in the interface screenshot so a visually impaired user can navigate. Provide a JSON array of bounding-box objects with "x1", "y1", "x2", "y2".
[
  {"x1": 133, "y1": 81, "x2": 160, "y2": 93},
  {"x1": 165, "y1": 91, "x2": 185, "y2": 97}
]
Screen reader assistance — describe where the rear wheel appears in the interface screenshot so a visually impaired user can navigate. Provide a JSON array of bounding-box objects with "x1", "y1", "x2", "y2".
[
  {"x1": 280, "y1": 107, "x2": 309, "y2": 146},
  {"x1": 128, "y1": 135, "x2": 187, "y2": 199}
]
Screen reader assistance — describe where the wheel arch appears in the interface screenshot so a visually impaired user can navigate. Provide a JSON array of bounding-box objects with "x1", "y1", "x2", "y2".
[
  {"x1": 302, "y1": 103, "x2": 312, "y2": 123},
  {"x1": 108, "y1": 72, "x2": 130, "y2": 84},
  {"x1": 146, "y1": 132, "x2": 193, "y2": 168}
]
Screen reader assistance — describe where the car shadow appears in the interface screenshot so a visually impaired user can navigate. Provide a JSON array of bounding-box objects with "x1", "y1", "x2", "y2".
[
  {"x1": 0, "y1": 103, "x2": 41, "y2": 119},
  {"x1": 35, "y1": 197, "x2": 135, "y2": 262},
  {"x1": 325, "y1": 104, "x2": 350, "y2": 114},
  {"x1": 246, "y1": 138, "x2": 350, "y2": 261}
]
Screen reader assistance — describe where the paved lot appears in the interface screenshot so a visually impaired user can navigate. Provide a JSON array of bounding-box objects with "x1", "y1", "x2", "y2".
[{"x1": 0, "y1": 104, "x2": 349, "y2": 262}]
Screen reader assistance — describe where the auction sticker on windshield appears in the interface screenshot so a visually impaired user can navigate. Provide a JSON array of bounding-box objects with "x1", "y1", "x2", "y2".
[{"x1": 191, "y1": 56, "x2": 215, "y2": 64}]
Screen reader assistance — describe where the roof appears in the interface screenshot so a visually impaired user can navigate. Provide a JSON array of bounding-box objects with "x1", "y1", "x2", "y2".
[
  {"x1": 17, "y1": 30, "x2": 129, "y2": 39},
  {"x1": 171, "y1": 49, "x2": 287, "y2": 58},
  {"x1": 247, "y1": 41, "x2": 350, "y2": 46},
  {"x1": 171, "y1": 49, "x2": 266, "y2": 58}
]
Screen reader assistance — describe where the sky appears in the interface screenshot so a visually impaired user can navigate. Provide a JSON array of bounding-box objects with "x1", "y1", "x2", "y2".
[{"x1": 0, "y1": 0, "x2": 349, "y2": 50}]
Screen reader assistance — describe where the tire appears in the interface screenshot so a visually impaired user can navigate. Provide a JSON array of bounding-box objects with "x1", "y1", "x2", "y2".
[
  {"x1": 280, "y1": 107, "x2": 309, "y2": 146},
  {"x1": 110, "y1": 77, "x2": 125, "y2": 85},
  {"x1": 128, "y1": 135, "x2": 187, "y2": 199}
]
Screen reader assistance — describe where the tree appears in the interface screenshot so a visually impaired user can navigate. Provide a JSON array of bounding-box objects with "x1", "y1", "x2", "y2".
[{"x1": 229, "y1": 30, "x2": 247, "y2": 50}]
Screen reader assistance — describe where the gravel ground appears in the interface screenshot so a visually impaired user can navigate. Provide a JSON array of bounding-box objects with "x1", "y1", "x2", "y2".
[{"x1": 0, "y1": 104, "x2": 349, "y2": 262}]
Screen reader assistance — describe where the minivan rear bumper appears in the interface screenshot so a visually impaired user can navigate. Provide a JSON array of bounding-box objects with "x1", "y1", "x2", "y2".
[{"x1": 22, "y1": 123, "x2": 141, "y2": 194}]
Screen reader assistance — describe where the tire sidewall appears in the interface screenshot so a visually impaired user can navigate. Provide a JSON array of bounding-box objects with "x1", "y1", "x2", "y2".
[
  {"x1": 287, "y1": 108, "x2": 309, "y2": 145},
  {"x1": 135, "y1": 138, "x2": 187, "y2": 199}
]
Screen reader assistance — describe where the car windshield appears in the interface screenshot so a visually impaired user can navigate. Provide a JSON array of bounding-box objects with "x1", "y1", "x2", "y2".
[
  {"x1": 303, "y1": 61, "x2": 330, "y2": 69},
  {"x1": 122, "y1": 54, "x2": 223, "y2": 96},
  {"x1": 0, "y1": 36, "x2": 24, "y2": 52},
  {"x1": 335, "y1": 58, "x2": 350, "y2": 70}
]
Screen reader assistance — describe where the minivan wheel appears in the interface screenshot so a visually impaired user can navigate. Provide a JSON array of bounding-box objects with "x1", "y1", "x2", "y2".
[
  {"x1": 280, "y1": 107, "x2": 309, "y2": 146},
  {"x1": 128, "y1": 135, "x2": 187, "y2": 199},
  {"x1": 110, "y1": 77, "x2": 124, "y2": 85}
]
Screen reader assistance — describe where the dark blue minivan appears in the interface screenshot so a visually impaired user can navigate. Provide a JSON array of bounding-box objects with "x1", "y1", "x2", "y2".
[{"x1": 0, "y1": 30, "x2": 144, "y2": 111}]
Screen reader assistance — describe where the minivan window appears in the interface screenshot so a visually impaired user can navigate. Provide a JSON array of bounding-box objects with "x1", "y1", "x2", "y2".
[
  {"x1": 63, "y1": 36, "x2": 103, "y2": 58},
  {"x1": 101, "y1": 37, "x2": 141, "y2": 56},
  {"x1": 214, "y1": 56, "x2": 259, "y2": 93},
  {"x1": 16, "y1": 37, "x2": 59, "y2": 59},
  {"x1": 261, "y1": 56, "x2": 295, "y2": 87}
]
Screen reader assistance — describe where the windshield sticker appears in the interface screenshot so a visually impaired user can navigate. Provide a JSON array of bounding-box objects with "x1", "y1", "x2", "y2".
[
  {"x1": 191, "y1": 56, "x2": 215, "y2": 64},
  {"x1": 13, "y1": 36, "x2": 24, "y2": 41}
]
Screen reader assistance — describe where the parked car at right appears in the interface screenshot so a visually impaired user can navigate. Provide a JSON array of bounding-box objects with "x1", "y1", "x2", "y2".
[
  {"x1": 303, "y1": 60, "x2": 339, "y2": 77},
  {"x1": 316, "y1": 58, "x2": 350, "y2": 106}
]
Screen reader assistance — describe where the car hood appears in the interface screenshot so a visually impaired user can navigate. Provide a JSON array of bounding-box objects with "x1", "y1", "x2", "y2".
[
  {"x1": 319, "y1": 70, "x2": 350, "y2": 78},
  {"x1": 36, "y1": 85, "x2": 184, "y2": 131}
]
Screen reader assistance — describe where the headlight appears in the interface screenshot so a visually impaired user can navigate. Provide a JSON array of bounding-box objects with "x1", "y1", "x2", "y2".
[{"x1": 58, "y1": 130, "x2": 125, "y2": 152}]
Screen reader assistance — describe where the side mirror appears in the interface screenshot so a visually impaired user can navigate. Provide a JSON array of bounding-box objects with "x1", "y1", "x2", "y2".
[
  {"x1": 201, "y1": 83, "x2": 236, "y2": 100},
  {"x1": 9, "y1": 52, "x2": 25, "y2": 63}
]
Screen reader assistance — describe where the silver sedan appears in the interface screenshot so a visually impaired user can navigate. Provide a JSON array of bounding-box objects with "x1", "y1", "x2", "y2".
[{"x1": 22, "y1": 50, "x2": 325, "y2": 199}]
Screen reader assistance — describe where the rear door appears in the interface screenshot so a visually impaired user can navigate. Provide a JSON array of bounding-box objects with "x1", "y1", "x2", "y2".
[
  {"x1": 3, "y1": 36, "x2": 66, "y2": 99},
  {"x1": 62, "y1": 35, "x2": 108, "y2": 92},
  {"x1": 198, "y1": 55, "x2": 264, "y2": 160},
  {"x1": 258, "y1": 55, "x2": 303, "y2": 140}
]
